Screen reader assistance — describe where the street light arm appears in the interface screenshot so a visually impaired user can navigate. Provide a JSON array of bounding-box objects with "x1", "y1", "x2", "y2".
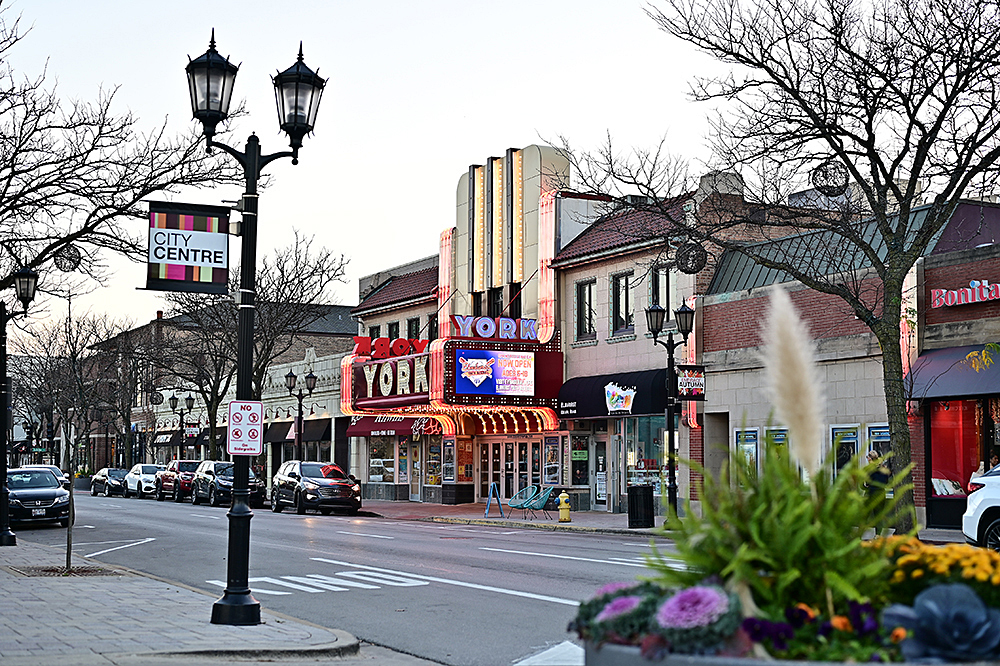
[{"x1": 205, "y1": 136, "x2": 296, "y2": 176}]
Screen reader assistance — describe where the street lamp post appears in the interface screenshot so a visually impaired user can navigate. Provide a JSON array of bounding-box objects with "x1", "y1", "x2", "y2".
[
  {"x1": 169, "y1": 394, "x2": 195, "y2": 461},
  {"x1": 185, "y1": 31, "x2": 325, "y2": 626},
  {"x1": 1, "y1": 267, "x2": 41, "y2": 547},
  {"x1": 645, "y1": 302, "x2": 695, "y2": 517},
  {"x1": 285, "y1": 370, "x2": 316, "y2": 461}
]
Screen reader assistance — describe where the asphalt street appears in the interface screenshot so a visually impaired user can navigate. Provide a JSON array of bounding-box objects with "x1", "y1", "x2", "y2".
[{"x1": 20, "y1": 493, "x2": 672, "y2": 665}]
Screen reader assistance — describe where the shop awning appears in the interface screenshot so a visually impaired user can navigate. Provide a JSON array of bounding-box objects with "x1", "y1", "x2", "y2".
[
  {"x1": 558, "y1": 369, "x2": 667, "y2": 419},
  {"x1": 152, "y1": 431, "x2": 180, "y2": 448},
  {"x1": 263, "y1": 422, "x2": 293, "y2": 443},
  {"x1": 193, "y1": 426, "x2": 226, "y2": 448},
  {"x1": 300, "y1": 418, "x2": 331, "y2": 442},
  {"x1": 346, "y1": 416, "x2": 426, "y2": 437},
  {"x1": 908, "y1": 345, "x2": 1000, "y2": 399}
]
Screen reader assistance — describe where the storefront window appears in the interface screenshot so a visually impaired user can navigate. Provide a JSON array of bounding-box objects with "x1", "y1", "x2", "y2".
[
  {"x1": 626, "y1": 417, "x2": 666, "y2": 493},
  {"x1": 368, "y1": 436, "x2": 395, "y2": 483},
  {"x1": 544, "y1": 437, "x2": 560, "y2": 484},
  {"x1": 425, "y1": 435, "x2": 442, "y2": 485},
  {"x1": 571, "y1": 435, "x2": 588, "y2": 486},
  {"x1": 930, "y1": 400, "x2": 978, "y2": 497}
]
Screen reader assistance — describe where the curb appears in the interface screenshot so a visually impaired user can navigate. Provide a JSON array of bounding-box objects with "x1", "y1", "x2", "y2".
[{"x1": 415, "y1": 515, "x2": 674, "y2": 538}]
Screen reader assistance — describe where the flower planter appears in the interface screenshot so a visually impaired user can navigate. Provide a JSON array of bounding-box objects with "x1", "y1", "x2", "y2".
[{"x1": 74, "y1": 477, "x2": 91, "y2": 491}]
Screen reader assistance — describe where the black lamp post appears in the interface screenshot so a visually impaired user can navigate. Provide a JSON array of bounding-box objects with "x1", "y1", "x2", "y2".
[
  {"x1": 285, "y1": 370, "x2": 317, "y2": 461},
  {"x1": 645, "y1": 302, "x2": 695, "y2": 516},
  {"x1": 1, "y1": 266, "x2": 40, "y2": 547},
  {"x1": 186, "y1": 31, "x2": 325, "y2": 626},
  {"x1": 169, "y1": 393, "x2": 196, "y2": 461}
]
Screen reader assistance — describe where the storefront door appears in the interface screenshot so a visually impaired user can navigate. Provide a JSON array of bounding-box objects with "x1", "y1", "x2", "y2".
[
  {"x1": 517, "y1": 441, "x2": 542, "y2": 490},
  {"x1": 410, "y1": 443, "x2": 421, "y2": 501},
  {"x1": 595, "y1": 441, "x2": 607, "y2": 507},
  {"x1": 482, "y1": 440, "x2": 539, "y2": 501}
]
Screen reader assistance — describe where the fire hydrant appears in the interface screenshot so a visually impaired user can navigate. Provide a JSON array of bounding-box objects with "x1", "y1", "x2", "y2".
[{"x1": 558, "y1": 491, "x2": 571, "y2": 523}]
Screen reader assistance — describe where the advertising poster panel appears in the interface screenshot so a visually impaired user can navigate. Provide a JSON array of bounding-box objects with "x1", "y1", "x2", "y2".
[
  {"x1": 147, "y1": 201, "x2": 230, "y2": 294},
  {"x1": 455, "y1": 349, "x2": 534, "y2": 397}
]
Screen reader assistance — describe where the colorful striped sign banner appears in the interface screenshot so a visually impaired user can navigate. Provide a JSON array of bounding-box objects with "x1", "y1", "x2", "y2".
[{"x1": 147, "y1": 201, "x2": 230, "y2": 294}]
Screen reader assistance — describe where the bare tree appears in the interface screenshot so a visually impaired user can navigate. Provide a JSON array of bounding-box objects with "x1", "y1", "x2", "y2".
[
  {"x1": 0, "y1": 4, "x2": 242, "y2": 295},
  {"x1": 160, "y1": 231, "x2": 348, "y2": 456},
  {"x1": 559, "y1": 0, "x2": 1000, "y2": 528}
]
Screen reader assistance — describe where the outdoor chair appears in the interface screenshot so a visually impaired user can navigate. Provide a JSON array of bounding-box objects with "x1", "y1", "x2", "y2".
[
  {"x1": 525, "y1": 485, "x2": 555, "y2": 520},
  {"x1": 507, "y1": 485, "x2": 539, "y2": 519}
]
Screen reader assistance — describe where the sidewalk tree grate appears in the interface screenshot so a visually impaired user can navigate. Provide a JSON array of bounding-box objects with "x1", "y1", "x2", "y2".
[{"x1": 6, "y1": 565, "x2": 127, "y2": 577}]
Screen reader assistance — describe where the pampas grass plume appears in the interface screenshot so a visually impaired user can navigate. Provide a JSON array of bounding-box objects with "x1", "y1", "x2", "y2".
[{"x1": 763, "y1": 288, "x2": 824, "y2": 477}]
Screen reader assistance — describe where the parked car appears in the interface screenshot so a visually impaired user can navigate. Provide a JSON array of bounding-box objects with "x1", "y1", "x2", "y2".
[
  {"x1": 7, "y1": 467, "x2": 70, "y2": 527},
  {"x1": 191, "y1": 461, "x2": 265, "y2": 508},
  {"x1": 90, "y1": 468, "x2": 128, "y2": 497},
  {"x1": 271, "y1": 461, "x2": 361, "y2": 516},
  {"x1": 23, "y1": 464, "x2": 71, "y2": 489},
  {"x1": 155, "y1": 459, "x2": 200, "y2": 502},
  {"x1": 963, "y1": 464, "x2": 1000, "y2": 549},
  {"x1": 123, "y1": 464, "x2": 164, "y2": 499}
]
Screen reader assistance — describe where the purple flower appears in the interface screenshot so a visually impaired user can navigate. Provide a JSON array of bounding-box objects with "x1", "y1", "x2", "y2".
[
  {"x1": 741, "y1": 618, "x2": 795, "y2": 651},
  {"x1": 785, "y1": 605, "x2": 812, "y2": 628},
  {"x1": 848, "y1": 601, "x2": 879, "y2": 637},
  {"x1": 595, "y1": 595, "x2": 643, "y2": 623},
  {"x1": 656, "y1": 586, "x2": 729, "y2": 629},
  {"x1": 592, "y1": 581, "x2": 636, "y2": 599}
]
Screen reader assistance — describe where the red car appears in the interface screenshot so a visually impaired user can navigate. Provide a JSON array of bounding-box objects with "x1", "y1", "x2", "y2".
[{"x1": 155, "y1": 459, "x2": 200, "y2": 502}]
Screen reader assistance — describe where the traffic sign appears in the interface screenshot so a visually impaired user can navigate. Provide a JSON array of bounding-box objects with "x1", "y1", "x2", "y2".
[{"x1": 227, "y1": 400, "x2": 264, "y2": 455}]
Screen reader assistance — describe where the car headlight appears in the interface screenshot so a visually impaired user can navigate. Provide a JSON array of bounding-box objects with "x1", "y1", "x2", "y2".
[
  {"x1": 9, "y1": 498, "x2": 22, "y2": 507},
  {"x1": 303, "y1": 481, "x2": 320, "y2": 490},
  {"x1": 218, "y1": 479, "x2": 232, "y2": 487},
  {"x1": 54, "y1": 495, "x2": 69, "y2": 505}
]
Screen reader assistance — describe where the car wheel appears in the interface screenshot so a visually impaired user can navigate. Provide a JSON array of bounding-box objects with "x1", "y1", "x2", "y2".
[
  {"x1": 173, "y1": 487, "x2": 184, "y2": 503},
  {"x1": 209, "y1": 486, "x2": 219, "y2": 507},
  {"x1": 103, "y1": 484, "x2": 111, "y2": 498},
  {"x1": 137, "y1": 486, "x2": 144, "y2": 500},
  {"x1": 319, "y1": 508, "x2": 332, "y2": 516},
  {"x1": 985, "y1": 518, "x2": 1000, "y2": 551},
  {"x1": 295, "y1": 491, "x2": 306, "y2": 515},
  {"x1": 123, "y1": 484, "x2": 130, "y2": 498},
  {"x1": 271, "y1": 493, "x2": 283, "y2": 513},
  {"x1": 155, "y1": 484, "x2": 164, "y2": 501},
  {"x1": 191, "y1": 488, "x2": 202, "y2": 505}
]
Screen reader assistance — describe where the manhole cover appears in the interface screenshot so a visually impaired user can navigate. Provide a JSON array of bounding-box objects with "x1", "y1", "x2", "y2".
[{"x1": 7, "y1": 565, "x2": 126, "y2": 577}]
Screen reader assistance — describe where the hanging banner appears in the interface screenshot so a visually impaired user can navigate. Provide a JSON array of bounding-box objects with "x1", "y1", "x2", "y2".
[{"x1": 147, "y1": 201, "x2": 230, "y2": 294}]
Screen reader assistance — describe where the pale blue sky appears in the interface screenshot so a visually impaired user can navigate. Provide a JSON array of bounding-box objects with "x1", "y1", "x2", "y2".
[{"x1": 10, "y1": 0, "x2": 715, "y2": 320}]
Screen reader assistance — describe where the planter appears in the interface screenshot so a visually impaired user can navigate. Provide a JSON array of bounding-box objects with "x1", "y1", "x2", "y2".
[{"x1": 73, "y1": 477, "x2": 91, "y2": 491}]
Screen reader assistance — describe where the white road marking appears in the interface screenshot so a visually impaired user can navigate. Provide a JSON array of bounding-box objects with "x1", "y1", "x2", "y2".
[
  {"x1": 86, "y1": 537, "x2": 155, "y2": 557},
  {"x1": 335, "y1": 530, "x2": 393, "y2": 539},
  {"x1": 190, "y1": 513, "x2": 221, "y2": 520},
  {"x1": 312, "y1": 557, "x2": 579, "y2": 606},
  {"x1": 248, "y1": 576, "x2": 326, "y2": 593},
  {"x1": 206, "y1": 579, "x2": 291, "y2": 596},
  {"x1": 74, "y1": 539, "x2": 145, "y2": 546},
  {"x1": 335, "y1": 571, "x2": 428, "y2": 587},
  {"x1": 306, "y1": 574, "x2": 379, "y2": 589},
  {"x1": 77, "y1": 525, "x2": 96, "y2": 529},
  {"x1": 282, "y1": 576, "x2": 348, "y2": 591},
  {"x1": 479, "y1": 547, "x2": 648, "y2": 567}
]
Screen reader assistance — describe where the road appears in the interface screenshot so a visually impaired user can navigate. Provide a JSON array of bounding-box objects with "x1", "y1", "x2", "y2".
[{"x1": 19, "y1": 492, "x2": 673, "y2": 665}]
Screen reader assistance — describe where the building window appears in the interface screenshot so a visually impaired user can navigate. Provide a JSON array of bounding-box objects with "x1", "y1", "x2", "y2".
[
  {"x1": 487, "y1": 287, "x2": 504, "y2": 318},
  {"x1": 427, "y1": 313, "x2": 438, "y2": 340},
  {"x1": 576, "y1": 280, "x2": 596, "y2": 340},
  {"x1": 611, "y1": 272, "x2": 634, "y2": 334},
  {"x1": 651, "y1": 266, "x2": 669, "y2": 309},
  {"x1": 406, "y1": 317, "x2": 421, "y2": 339},
  {"x1": 508, "y1": 282, "x2": 522, "y2": 320},
  {"x1": 368, "y1": 325, "x2": 381, "y2": 339},
  {"x1": 387, "y1": 321, "x2": 400, "y2": 340},
  {"x1": 472, "y1": 292, "x2": 483, "y2": 316}
]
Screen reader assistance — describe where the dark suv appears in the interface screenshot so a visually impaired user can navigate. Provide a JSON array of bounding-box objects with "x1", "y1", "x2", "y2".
[
  {"x1": 271, "y1": 461, "x2": 361, "y2": 515},
  {"x1": 191, "y1": 460, "x2": 265, "y2": 508}
]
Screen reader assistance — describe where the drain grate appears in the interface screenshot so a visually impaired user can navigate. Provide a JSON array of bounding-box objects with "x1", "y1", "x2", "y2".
[{"x1": 7, "y1": 565, "x2": 127, "y2": 577}]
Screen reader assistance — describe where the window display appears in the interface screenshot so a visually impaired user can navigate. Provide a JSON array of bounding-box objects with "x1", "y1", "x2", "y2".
[
  {"x1": 443, "y1": 440, "x2": 455, "y2": 482},
  {"x1": 368, "y1": 436, "x2": 395, "y2": 483},
  {"x1": 930, "y1": 400, "x2": 977, "y2": 497},
  {"x1": 571, "y1": 436, "x2": 588, "y2": 486},
  {"x1": 625, "y1": 417, "x2": 666, "y2": 493},
  {"x1": 425, "y1": 436, "x2": 442, "y2": 485},
  {"x1": 544, "y1": 437, "x2": 560, "y2": 484}
]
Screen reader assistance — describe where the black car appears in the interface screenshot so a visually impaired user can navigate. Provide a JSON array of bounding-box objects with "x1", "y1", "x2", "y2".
[
  {"x1": 7, "y1": 467, "x2": 71, "y2": 527},
  {"x1": 271, "y1": 461, "x2": 361, "y2": 515},
  {"x1": 90, "y1": 468, "x2": 128, "y2": 497},
  {"x1": 191, "y1": 461, "x2": 265, "y2": 508}
]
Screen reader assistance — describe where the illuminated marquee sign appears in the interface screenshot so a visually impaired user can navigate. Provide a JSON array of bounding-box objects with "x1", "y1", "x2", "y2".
[
  {"x1": 147, "y1": 201, "x2": 229, "y2": 294},
  {"x1": 455, "y1": 349, "x2": 534, "y2": 397},
  {"x1": 351, "y1": 337, "x2": 431, "y2": 410},
  {"x1": 450, "y1": 315, "x2": 538, "y2": 342},
  {"x1": 931, "y1": 280, "x2": 1000, "y2": 308}
]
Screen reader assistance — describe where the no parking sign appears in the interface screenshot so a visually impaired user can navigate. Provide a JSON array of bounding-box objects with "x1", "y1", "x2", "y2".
[{"x1": 227, "y1": 400, "x2": 263, "y2": 455}]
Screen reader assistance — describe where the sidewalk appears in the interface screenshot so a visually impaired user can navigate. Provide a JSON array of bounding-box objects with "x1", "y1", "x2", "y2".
[
  {"x1": 361, "y1": 499, "x2": 968, "y2": 543},
  {"x1": 0, "y1": 538, "x2": 436, "y2": 666}
]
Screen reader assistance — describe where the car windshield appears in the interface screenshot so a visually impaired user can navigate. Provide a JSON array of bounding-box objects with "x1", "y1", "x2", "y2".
[
  {"x1": 108, "y1": 469, "x2": 127, "y2": 479},
  {"x1": 301, "y1": 463, "x2": 346, "y2": 480},
  {"x1": 178, "y1": 462, "x2": 199, "y2": 472},
  {"x1": 8, "y1": 470, "x2": 60, "y2": 489},
  {"x1": 216, "y1": 464, "x2": 234, "y2": 478},
  {"x1": 140, "y1": 465, "x2": 159, "y2": 474}
]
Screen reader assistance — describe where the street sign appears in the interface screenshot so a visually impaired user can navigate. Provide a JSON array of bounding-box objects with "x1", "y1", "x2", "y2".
[{"x1": 226, "y1": 400, "x2": 263, "y2": 455}]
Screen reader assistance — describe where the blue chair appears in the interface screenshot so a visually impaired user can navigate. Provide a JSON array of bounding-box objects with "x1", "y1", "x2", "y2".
[
  {"x1": 525, "y1": 486, "x2": 555, "y2": 520},
  {"x1": 507, "y1": 485, "x2": 539, "y2": 519}
]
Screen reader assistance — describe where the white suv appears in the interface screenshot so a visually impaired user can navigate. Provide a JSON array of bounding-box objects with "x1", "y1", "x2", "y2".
[{"x1": 962, "y1": 466, "x2": 1000, "y2": 549}]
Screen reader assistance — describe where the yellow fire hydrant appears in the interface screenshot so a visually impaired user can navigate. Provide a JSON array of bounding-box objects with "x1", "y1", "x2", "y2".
[{"x1": 558, "y1": 491, "x2": 571, "y2": 523}]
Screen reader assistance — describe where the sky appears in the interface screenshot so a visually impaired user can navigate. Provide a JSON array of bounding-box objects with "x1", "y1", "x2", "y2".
[{"x1": 9, "y1": 0, "x2": 718, "y2": 323}]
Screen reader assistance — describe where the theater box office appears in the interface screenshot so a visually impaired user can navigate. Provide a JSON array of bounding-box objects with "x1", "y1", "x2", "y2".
[{"x1": 342, "y1": 320, "x2": 563, "y2": 504}]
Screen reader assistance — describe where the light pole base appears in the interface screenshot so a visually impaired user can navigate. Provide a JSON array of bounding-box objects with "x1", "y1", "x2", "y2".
[
  {"x1": 211, "y1": 591, "x2": 260, "y2": 625},
  {"x1": 1, "y1": 530, "x2": 15, "y2": 546}
]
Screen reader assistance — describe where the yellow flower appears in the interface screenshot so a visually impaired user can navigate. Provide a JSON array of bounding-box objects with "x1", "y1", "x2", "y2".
[
  {"x1": 891, "y1": 570, "x2": 905, "y2": 584},
  {"x1": 910, "y1": 569, "x2": 924, "y2": 579}
]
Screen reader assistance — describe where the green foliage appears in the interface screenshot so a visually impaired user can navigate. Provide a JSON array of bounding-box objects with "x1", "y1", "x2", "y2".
[{"x1": 646, "y1": 442, "x2": 915, "y2": 617}]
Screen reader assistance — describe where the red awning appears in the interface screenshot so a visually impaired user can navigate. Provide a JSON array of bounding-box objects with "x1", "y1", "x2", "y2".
[{"x1": 346, "y1": 416, "x2": 437, "y2": 437}]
